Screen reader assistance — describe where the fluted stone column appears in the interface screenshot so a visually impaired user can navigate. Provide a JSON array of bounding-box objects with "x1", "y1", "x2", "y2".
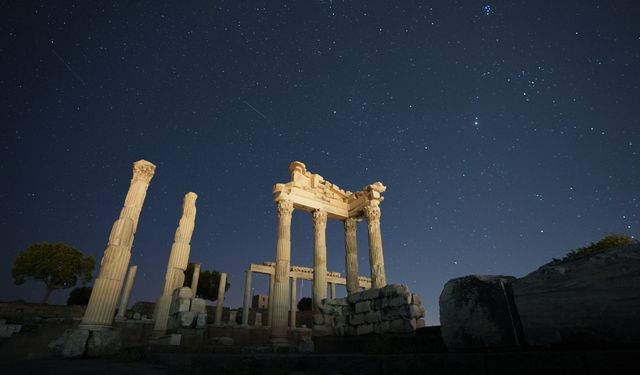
[
  {"x1": 214, "y1": 272, "x2": 227, "y2": 325},
  {"x1": 242, "y1": 270, "x2": 252, "y2": 326},
  {"x1": 290, "y1": 277, "x2": 297, "y2": 328},
  {"x1": 116, "y1": 265, "x2": 138, "y2": 319},
  {"x1": 153, "y1": 192, "x2": 198, "y2": 332},
  {"x1": 271, "y1": 200, "x2": 293, "y2": 343},
  {"x1": 312, "y1": 209, "x2": 328, "y2": 311},
  {"x1": 364, "y1": 203, "x2": 386, "y2": 288},
  {"x1": 330, "y1": 282, "x2": 336, "y2": 300},
  {"x1": 191, "y1": 263, "x2": 201, "y2": 297},
  {"x1": 267, "y1": 272, "x2": 275, "y2": 326},
  {"x1": 344, "y1": 218, "x2": 359, "y2": 295},
  {"x1": 80, "y1": 160, "x2": 155, "y2": 330}
]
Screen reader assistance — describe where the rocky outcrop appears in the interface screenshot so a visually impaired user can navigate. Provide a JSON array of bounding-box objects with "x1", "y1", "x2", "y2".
[
  {"x1": 439, "y1": 275, "x2": 522, "y2": 351},
  {"x1": 439, "y1": 244, "x2": 640, "y2": 350},
  {"x1": 512, "y1": 243, "x2": 640, "y2": 346}
]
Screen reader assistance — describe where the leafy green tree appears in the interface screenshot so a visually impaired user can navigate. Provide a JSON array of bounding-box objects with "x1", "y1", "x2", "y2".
[
  {"x1": 12, "y1": 242, "x2": 95, "y2": 304},
  {"x1": 67, "y1": 286, "x2": 93, "y2": 305},
  {"x1": 564, "y1": 234, "x2": 638, "y2": 260},
  {"x1": 297, "y1": 297, "x2": 312, "y2": 311},
  {"x1": 183, "y1": 263, "x2": 230, "y2": 302}
]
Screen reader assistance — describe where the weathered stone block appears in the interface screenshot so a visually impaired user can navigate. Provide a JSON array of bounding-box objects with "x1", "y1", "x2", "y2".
[
  {"x1": 388, "y1": 293, "x2": 412, "y2": 307},
  {"x1": 412, "y1": 293, "x2": 422, "y2": 305},
  {"x1": 416, "y1": 318, "x2": 426, "y2": 328},
  {"x1": 313, "y1": 324, "x2": 333, "y2": 337},
  {"x1": 196, "y1": 313, "x2": 207, "y2": 328},
  {"x1": 361, "y1": 287, "x2": 381, "y2": 300},
  {"x1": 190, "y1": 298, "x2": 206, "y2": 314},
  {"x1": 328, "y1": 297, "x2": 348, "y2": 306},
  {"x1": 176, "y1": 287, "x2": 193, "y2": 299},
  {"x1": 349, "y1": 313, "x2": 365, "y2": 325},
  {"x1": 356, "y1": 323, "x2": 374, "y2": 335},
  {"x1": 372, "y1": 298, "x2": 387, "y2": 310},
  {"x1": 439, "y1": 275, "x2": 519, "y2": 351},
  {"x1": 49, "y1": 328, "x2": 90, "y2": 358},
  {"x1": 179, "y1": 311, "x2": 196, "y2": 327},
  {"x1": 365, "y1": 311, "x2": 382, "y2": 323},
  {"x1": 86, "y1": 330, "x2": 121, "y2": 357},
  {"x1": 382, "y1": 307, "x2": 401, "y2": 321},
  {"x1": 313, "y1": 313, "x2": 325, "y2": 325},
  {"x1": 374, "y1": 320, "x2": 390, "y2": 334},
  {"x1": 355, "y1": 300, "x2": 371, "y2": 313},
  {"x1": 347, "y1": 292, "x2": 362, "y2": 304},
  {"x1": 400, "y1": 304, "x2": 424, "y2": 319},
  {"x1": 381, "y1": 284, "x2": 409, "y2": 297},
  {"x1": 390, "y1": 318, "x2": 416, "y2": 333}
]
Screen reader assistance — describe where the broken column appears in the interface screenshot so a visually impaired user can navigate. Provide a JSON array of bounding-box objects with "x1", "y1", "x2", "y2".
[
  {"x1": 116, "y1": 265, "x2": 138, "y2": 319},
  {"x1": 241, "y1": 269, "x2": 252, "y2": 326},
  {"x1": 312, "y1": 209, "x2": 328, "y2": 310},
  {"x1": 214, "y1": 272, "x2": 227, "y2": 325},
  {"x1": 191, "y1": 263, "x2": 201, "y2": 297},
  {"x1": 153, "y1": 192, "x2": 198, "y2": 332},
  {"x1": 290, "y1": 276, "x2": 297, "y2": 328},
  {"x1": 80, "y1": 160, "x2": 156, "y2": 330}
]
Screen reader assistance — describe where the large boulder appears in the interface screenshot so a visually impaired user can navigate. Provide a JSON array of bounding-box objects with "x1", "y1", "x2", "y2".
[
  {"x1": 512, "y1": 244, "x2": 640, "y2": 346},
  {"x1": 48, "y1": 328, "x2": 90, "y2": 358},
  {"x1": 86, "y1": 330, "x2": 121, "y2": 357},
  {"x1": 439, "y1": 275, "x2": 521, "y2": 351}
]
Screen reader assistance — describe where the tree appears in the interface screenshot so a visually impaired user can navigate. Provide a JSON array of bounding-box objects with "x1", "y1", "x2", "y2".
[
  {"x1": 67, "y1": 286, "x2": 93, "y2": 305},
  {"x1": 297, "y1": 297, "x2": 312, "y2": 311},
  {"x1": 563, "y1": 234, "x2": 638, "y2": 260},
  {"x1": 12, "y1": 242, "x2": 96, "y2": 304},
  {"x1": 183, "y1": 263, "x2": 230, "y2": 302}
]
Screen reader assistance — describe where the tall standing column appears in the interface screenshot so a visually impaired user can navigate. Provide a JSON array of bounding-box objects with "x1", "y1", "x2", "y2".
[
  {"x1": 153, "y1": 192, "x2": 198, "y2": 332},
  {"x1": 312, "y1": 209, "x2": 328, "y2": 311},
  {"x1": 242, "y1": 270, "x2": 252, "y2": 326},
  {"x1": 190, "y1": 263, "x2": 201, "y2": 296},
  {"x1": 290, "y1": 276, "x2": 297, "y2": 328},
  {"x1": 330, "y1": 282, "x2": 336, "y2": 300},
  {"x1": 214, "y1": 272, "x2": 227, "y2": 325},
  {"x1": 271, "y1": 200, "x2": 293, "y2": 343},
  {"x1": 116, "y1": 265, "x2": 138, "y2": 319},
  {"x1": 267, "y1": 272, "x2": 275, "y2": 326},
  {"x1": 364, "y1": 203, "x2": 386, "y2": 288},
  {"x1": 344, "y1": 218, "x2": 359, "y2": 295},
  {"x1": 81, "y1": 160, "x2": 155, "y2": 330}
]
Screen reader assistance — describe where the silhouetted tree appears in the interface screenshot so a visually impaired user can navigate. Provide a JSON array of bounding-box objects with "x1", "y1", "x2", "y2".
[
  {"x1": 12, "y1": 242, "x2": 95, "y2": 304},
  {"x1": 297, "y1": 297, "x2": 312, "y2": 311},
  {"x1": 67, "y1": 286, "x2": 93, "y2": 305},
  {"x1": 183, "y1": 262, "x2": 230, "y2": 302}
]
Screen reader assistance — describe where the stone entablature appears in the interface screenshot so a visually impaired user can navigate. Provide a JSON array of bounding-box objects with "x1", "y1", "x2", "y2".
[
  {"x1": 256, "y1": 262, "x2": 372, "y2": 288},
  {"x1": 273, "y1": 161, "x2": 386, "y2": 220}
]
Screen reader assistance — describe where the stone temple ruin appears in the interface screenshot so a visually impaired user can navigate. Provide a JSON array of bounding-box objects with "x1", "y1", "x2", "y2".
[{"x1": 48, "y1": 159, "x2": 425, "y2": 357}]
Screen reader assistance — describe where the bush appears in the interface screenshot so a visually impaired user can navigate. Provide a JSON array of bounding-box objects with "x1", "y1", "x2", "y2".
[
  {"x1": 563, "y1": 234, "x2": 638, "y2": 260},
  {"x1": 67, "y1": 286, "x2": 92, "y2": 305}
]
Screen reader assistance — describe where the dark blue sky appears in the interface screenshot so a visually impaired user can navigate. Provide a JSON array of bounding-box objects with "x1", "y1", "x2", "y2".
[{"x1": 1, "y1": 1, "x2": 638, "y2": 324}]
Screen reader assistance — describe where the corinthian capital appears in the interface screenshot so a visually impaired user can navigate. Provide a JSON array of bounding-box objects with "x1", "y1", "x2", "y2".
[
  {"x1": 132, "y1": 160, "x2": 156, "y2": 183},
  {"x1": 344, "y1": 217, "x2": 358, "y2": 232},
  {"x1": 363, "y1": 204, "x2": 381, "y2": 224},
  {"x1": 277, "y1": 200, "x2": 294, "y2": 217},
  {"x1": 312, "y1": 209, "x2": 328, "y2": 227}
]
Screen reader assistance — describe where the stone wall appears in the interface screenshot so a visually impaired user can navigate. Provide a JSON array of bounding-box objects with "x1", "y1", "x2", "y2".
[
  {"x1": 0, "y1": 302, "x2": 86, "y2": 321},
  {"x1": 314, "y1": 284, "x2": 425, "y2": 336}
]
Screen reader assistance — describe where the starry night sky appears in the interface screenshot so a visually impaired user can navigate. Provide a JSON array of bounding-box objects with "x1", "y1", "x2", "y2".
[{"x1": 1, "y1": 1, "x2": 638, "y2": 324}]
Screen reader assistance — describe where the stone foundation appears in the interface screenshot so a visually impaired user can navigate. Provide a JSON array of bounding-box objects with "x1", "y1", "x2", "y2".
[{"x1": 313, "y1": 284, "x2": 425, "y2": 336}]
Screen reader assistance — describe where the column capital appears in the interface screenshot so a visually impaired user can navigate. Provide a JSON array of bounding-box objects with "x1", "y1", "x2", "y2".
[
  {"x1": 363, "y1": 203, "x2": 381, "y2": 224},
  {"x1": 276, "y1": 200, "x2": 294, "y2": 217},
  {"x1": 345, "y1": 217, "x2": 358, "y2": 231},
  {"x1": 312, "y1": 209, "x2": 328, "y2": 227},
  {"x1": 132, "y1": 160, "x2": 156, "y2": 183}
]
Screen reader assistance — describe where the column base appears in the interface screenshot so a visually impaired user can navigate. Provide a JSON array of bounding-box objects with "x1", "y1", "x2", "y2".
[
  {"x1": 78, "y1": 323, "x2": 111, "y2": 331},
  {"x1": 270, "y1": 337, "x2": 290, "y2": 352}
]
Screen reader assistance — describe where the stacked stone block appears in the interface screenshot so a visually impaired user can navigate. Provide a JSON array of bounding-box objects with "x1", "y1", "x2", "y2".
[{"x1": 313, "y1": 284, "x2": 425, "y2": 336}]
